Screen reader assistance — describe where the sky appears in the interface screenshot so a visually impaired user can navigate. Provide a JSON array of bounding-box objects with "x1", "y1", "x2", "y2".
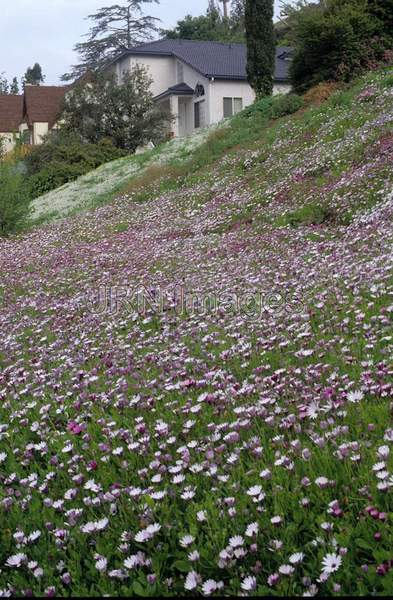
[{"x1": 0, "y1": 0, "x2": 284, "y2": 85}]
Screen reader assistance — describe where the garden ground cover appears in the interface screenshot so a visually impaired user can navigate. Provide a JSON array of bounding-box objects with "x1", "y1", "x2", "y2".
[{"x1": 0, "y1": 68, "x2": 393, "y2": 596}]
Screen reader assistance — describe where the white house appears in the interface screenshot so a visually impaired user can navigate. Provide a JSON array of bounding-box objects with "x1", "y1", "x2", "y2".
[{"x1": 109, "y1": 39, "x2": 292, "y2": 137}]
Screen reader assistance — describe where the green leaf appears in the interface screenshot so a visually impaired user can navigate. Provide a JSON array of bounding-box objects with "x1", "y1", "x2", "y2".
[
  {"x1": 172, "y1": 560, "x2": 191, "y2": 573},
  {"x1": 133, "y1": 581, "x2": 146, "y2": 596},
  {"x1": 355, "y1": 538, "x2": 373, "y2": 550}
]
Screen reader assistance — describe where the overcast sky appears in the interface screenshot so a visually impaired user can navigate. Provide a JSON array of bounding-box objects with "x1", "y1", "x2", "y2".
[{"x1": 0, "y1": 0, "x2": 283, "y2": 85}]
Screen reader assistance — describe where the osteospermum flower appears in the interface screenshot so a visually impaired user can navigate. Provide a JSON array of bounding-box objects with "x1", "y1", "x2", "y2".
[
  {"x1": 184, "y1": 571, "x2": 200, "y2": 591},
  {"x1": 135, "y1": 523, "x2": 161, "y2": 542},
  {"x1": 241, "y1": 575, "x2": 257, "y2": 591},
  {"x1": 95, "y1": 557, "x2": 108, "y2": 572},
  {"x1": 188, "y1": 550, "x2": 200, "y2": 562},
  {"x1": 347, "y1": 390, "x2": 364, "y2": 403},
  {"x1": 247, "y1": 485, "x2": 263, "y2": 497},
  {"x1": 5, "y1": 553, "x2": 27, "y2": 568},
  {"x1": 245, "y1": 522, "x2": 259, "y2": 537},
  {"x1": 202, "y1": 579, "x2": 222, "y2": 596},
  {"x1": 179, "y1": 535, "x2": 195, "y2": 548},
  {"x1": 289, "y1": 552, "x2": 304, "y2": 564},
  {"x1": 321, "y1": 553, "x2": 342, "y2": 574},
  {"x1": 229, "y1": 535, "x2": 244, "y2": 548},
  {"x1": 80, "y1": 518, "x2": 108, "y2": 534},
  {"x1": 279, "y1": 564, "x2": 295, "y2": 576}
]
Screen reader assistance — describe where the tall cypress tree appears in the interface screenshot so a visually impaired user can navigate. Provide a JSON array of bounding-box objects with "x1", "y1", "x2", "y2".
[{"x1": 245, "y1": 0, "x2": 275, "y2": 97}]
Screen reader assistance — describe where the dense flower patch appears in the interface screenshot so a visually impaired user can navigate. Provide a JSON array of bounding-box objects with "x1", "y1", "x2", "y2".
[{"x1": 0, "y1": 70, "x2": 393, "y2": 596}]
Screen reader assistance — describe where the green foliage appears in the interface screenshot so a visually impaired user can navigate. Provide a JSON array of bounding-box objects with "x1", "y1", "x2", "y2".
[
  {"x1": 382, "y1": 74, "x2": 393, "y2": 88},
  {"x1": 25, "y1": 133, "x2": 125, "y2": 199},
  {"x1": 0, "y1": 164, "x2": 31, "y2": 236},
  {"x1": 0, "y1": 73, "x2": 9, "y2": 94},
  {"x1": 9, "y1": 77, "x2": 20, "y2": 95},
  {"x1": 23, "y1": 62, "x2": 45, "y2": 86},
  {"x1": 242, "y1": 93, "x2": 304, "y2": 119},
  {"x1": 61, "y1": 69, "x2": 171, "y2": 152},
  {"x1": 162, "y1": 1, "x2": 245, "y2": 42},
  {"x1": 245, "y1": 0, "x2": 276, "y2": 97},
  {"x1": 288, "y1": 0, "x2": 393, "y2": 91},
  {"x1": 368, "y1": 0, "x2": 393, "y2": 34},
  {"x1": 276, "y1": 203, "x2": 335, "y2": 227},
  {"x1": 269, "y1": 93, "x2": 305, "y2": 117}
]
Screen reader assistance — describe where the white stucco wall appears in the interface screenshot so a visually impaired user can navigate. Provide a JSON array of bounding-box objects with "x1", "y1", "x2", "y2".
[
  {"x1": 33, "y1": 122, "x2": 49, "y2": 145},
  {"x1": 0, "y1": 132, "x2": 17, "y2": 153},
  {"x1": 114, "y1": 55, "x2": 176, "y2": 97},
  {"x1": 209, "y1": 80, "x2": 256, "y2": 125}
]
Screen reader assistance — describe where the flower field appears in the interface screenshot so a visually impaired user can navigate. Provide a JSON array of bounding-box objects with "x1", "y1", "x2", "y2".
[{"x1": 0, "y1": 69, "x2": 393, "y2": 597}]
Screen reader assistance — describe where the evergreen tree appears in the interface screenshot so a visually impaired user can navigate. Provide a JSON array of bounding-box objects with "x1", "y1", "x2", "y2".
[
  {"x1": 368, "y1": 0, "x2": 393, "y2": 35},
  {"x1": 10, "y1": 77, "x2": 20, "y2": 95},
  {"x1": 245, "y1": 0, "x2": 276, "y2": 97},
  {"x1": 0, "y1": 73, "x2": 9, "y2": 94},
  {"x1": 63, "y1": 1, "x2": 160, "y2": 81},
  {"x1": 23, "y1": 63, "x2": 45, "y2": 86}
]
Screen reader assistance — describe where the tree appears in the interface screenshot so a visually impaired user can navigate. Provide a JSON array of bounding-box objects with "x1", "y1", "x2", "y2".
[
  {"x1": 10, "y1": 77, "x2": 20, "y2": 95},
  {"x1": 23, "y1": 63, "x2": 45, "y2": 86},
  {"x1": 231, "y1": 0, "x2": 245, "y2": 32},
  {"x1": 287, "y1": 0, "x2": 389, "y2": 91},
  {"x1": 0, "y1": 73, "x2": 9, "y2": 94},
  {"x1": 60, "y1": 68, "x2": 171, "y2": 152},
  {"x1": 162, "y1": 1, "x2": 245, "y2": 42},
  {"x1": 368, "y1": 0, "x2": 393, "y2": 35},
  {"x1": 245, "y1": 0, "x2": 276, "y2": 97},
  {"x1": 63, "y1": 1, "x2": 160, "y2": 81}
]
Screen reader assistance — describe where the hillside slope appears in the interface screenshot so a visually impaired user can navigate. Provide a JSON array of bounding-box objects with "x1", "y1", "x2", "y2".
[
  {"x1": 0, "y1": 69, "x2": 393, "y2": 597},
  {"x1": 29, "y1": 125, "x2": 219, "y2": 224}
]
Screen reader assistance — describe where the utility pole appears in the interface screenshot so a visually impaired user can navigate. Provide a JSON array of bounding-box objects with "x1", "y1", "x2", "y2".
[{"x1": 219, "y1": 0, "x2": 230, "y2": 19}]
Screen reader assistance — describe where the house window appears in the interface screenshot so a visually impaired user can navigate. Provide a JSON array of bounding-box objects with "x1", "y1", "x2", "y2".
[
  {"x1": 223, "y1": 97, "x2": 243, "y2": 118},
  {"x1": 195, "y1": 83, "x2": 205, "y2": 98},
  {"x1": 194, "y1": 100, "x2": 205, "y2": 129},
  {"x1": 177, "y1": 61, "x2": 184, "y2": 83}
]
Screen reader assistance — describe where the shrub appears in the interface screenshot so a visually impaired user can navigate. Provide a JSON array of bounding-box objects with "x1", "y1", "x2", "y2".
[
  {"x1": 269, "y1": 93, "x2": 305, "y2": 118},
  {"x1": 287, "y1": 0, "x2": 392, "y2": 92},
  {"x1": 302, "y1": 82, "x2": 340, "y2": 106},
  {"x1": 382, "y1": 74, "x2": 393, "y2": 88},
  {"x1": 242, "y1": 93, "x2": 304, "y2": 119},
  {"x1": 25, "y1": 133, "x2": 125, "y2": 199},
  {"x1": 0, "y1": 163, "x2": 31, "y2": 236}
]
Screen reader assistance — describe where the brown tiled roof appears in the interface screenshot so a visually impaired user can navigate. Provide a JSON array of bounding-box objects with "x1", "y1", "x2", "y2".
[
  {"x1": 0, "y1": 94, "x2": 23, "y2": 132},
  {"x1": 23, "y1": 85, "x2": 69, "y2": 128}
]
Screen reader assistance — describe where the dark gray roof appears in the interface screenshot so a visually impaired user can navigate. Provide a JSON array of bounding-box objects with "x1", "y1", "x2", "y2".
[
  {"x1": 115, "y1": 39, "x2": 292, "y2": 82},
  {"x1": 155, "y1": 82, "x2": 194, "y2": 101}
]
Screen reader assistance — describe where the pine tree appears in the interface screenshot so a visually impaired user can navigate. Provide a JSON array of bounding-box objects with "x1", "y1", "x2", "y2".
[
  {"x1": 245, "y1": 0, "x2": 276, "y2": 97},
  {"x1": 23, "y1": 63, "x2": 45, "y2": 86},
  {"x1": 10, "y1": 77, "x2": 20, "y2": 95},
  {"x1": 0, "y1": 74, "x2": 9, "y2": 94},
  {"x1": 62, "y1": 1, "x2": 160, "y2": 81}
]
